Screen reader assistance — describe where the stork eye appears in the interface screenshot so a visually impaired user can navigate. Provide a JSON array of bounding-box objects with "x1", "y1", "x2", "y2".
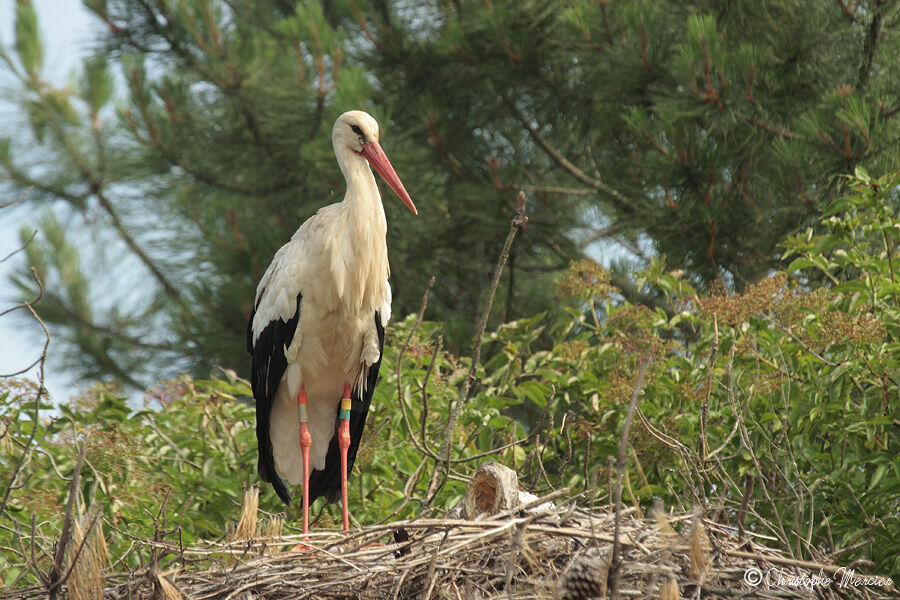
[{"x1": 350, "y1": 124, "x2": 363, "y2": 135}]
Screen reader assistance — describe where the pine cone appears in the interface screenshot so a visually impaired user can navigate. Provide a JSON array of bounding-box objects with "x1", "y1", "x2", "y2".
[{"x1": 557, "y1": 554, "x2": 608, "y2": 600}]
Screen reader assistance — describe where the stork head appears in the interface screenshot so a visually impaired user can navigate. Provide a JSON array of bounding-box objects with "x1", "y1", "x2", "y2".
[{"x1": 333, "y1": 110, "x2": 417, "y2": 215}]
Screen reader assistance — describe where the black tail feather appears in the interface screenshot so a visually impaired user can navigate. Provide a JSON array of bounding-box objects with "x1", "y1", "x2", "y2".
[{"x1": 249, "y1": 291, "x2": 302, "y2": 507}]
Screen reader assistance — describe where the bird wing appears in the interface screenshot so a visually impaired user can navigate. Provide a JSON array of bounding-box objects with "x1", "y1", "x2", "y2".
[
  {"x1": 306, "y1": 310, "x2": 385, "y2": 504},
  {"x1": 247, "y1": 246, "x2": 303, "y2": 505}
]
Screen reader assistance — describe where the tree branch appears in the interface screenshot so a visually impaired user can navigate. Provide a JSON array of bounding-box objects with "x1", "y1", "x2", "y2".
[
  {"x1": 0, "y1": 186, "x2": 33, "y2": 210},
  {"x1": 47, "y1": 441, "x2": 87, "y2": 600},
  {"x1": 736, "y1": 111, "x2": 805, "y2": 140},
  {"x1": 608, "y1": 356, "x2": 650, "y2": 599},
  {"x1": 1, "y1": 163, "x2": 90, "y2": 205},
  {"x1": 426, "y1": 193, "x2": 528, "y2": 502},
  {"x1": 1, "y1": 229, "x2": 37, "y2": 265},
  {"x1": 608, "y1": 270, "x2": 674, "y2": 320},
  {"x1": 94, "y1": 190, "x2": 181, "y2": 300},
  {"x1": 395, "y1": 277, "x2": 441, "y2": 462},
  {"x1": 857, "y1": 1, "x2": 887, "y2": 90},
  {"x1": 503, "y1": 96, "x2": 634, "y2": 214},
  {"x1": 15, "y1": 98, "x2": 183, "y2": 304},
  {"x1": 0, "y1": 267, "x2": 50, "y2": 517},
  {"x1": 520, "y1": 184, "x2": 595, "y2": 196}
]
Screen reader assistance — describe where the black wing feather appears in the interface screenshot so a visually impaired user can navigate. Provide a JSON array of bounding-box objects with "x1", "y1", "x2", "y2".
[
  {"x1": 248, "y1": 291, "x2": 302, "y2": 506},
  {"x1": 306, "y1": 311, "x2": 385, "y2": 504}
]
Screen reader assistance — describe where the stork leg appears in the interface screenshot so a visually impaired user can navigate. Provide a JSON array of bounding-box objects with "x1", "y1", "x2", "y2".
[
  {"x1": 297, "y1": 384, "x2": 311, "y2": 539},
  {"x1": 338, "y1": 383, "x2": 352, "y2": 535}
]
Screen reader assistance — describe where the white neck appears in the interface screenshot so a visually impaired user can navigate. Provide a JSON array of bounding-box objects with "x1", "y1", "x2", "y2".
[
  {"x1": 334, "y1": 144, "x2": 387, "y2": 231},
  {"x1": 323, "y1": 143, "x2": 390, "y2": 315}
]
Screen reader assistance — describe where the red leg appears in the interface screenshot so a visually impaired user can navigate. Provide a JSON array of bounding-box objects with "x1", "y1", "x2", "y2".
[
  {"x1": 297, "y1": 385, "x2": 311, "y2": 539},
  {"x1": 338, "y1": 383, "x2": 352, "y2": 535}
]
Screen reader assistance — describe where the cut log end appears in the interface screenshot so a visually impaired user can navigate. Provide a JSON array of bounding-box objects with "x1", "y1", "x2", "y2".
[{"x1": 462, "y1": 462, "x2": 520, "y2": 520}]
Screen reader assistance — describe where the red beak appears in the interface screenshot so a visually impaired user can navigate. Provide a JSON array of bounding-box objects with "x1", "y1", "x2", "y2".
[{"x1": 359, "y1": 141, "x2": 418, "y2": 215}]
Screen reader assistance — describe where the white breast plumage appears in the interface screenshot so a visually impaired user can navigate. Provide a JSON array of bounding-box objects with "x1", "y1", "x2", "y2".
[{"x1": 247, "y1": 109, "x2": 417, "y2": 536}]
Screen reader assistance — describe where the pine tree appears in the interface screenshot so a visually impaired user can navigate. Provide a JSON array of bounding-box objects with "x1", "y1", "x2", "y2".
[
  {"x1": 1, "y1": 0, "x2": 898, "y2": 385},
  {"x1": 2, "y1": 0, "x2": 488, "y2": 383},
  {"x1": 366, "y1": 0, "x2": 900, "y2": 290}
]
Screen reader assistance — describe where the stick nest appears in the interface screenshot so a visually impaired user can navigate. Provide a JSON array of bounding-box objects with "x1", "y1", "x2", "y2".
[{"x1": 4, "y1": 492, "x2": 893, "y2": 600}]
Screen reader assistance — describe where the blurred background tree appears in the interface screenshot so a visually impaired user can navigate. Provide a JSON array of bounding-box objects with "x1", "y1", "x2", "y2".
[{"x1": 1, "y1": 0, "x2": 898, "y2": 386}]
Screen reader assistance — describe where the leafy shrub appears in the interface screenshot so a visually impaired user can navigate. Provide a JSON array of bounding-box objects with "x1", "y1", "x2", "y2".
[
  {"x1": 513, "y1": 169, "x2": 900, "y2": 574},
  {"x1": 1, "y1": 170, "x2": 897, "y2": 584}
]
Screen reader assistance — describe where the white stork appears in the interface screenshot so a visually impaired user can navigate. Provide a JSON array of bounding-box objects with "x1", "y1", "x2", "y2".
[{"x1": 247, "y1": 110, "x2": 416, "y2": 535}]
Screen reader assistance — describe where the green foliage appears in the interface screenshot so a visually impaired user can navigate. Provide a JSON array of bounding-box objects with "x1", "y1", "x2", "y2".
[
  {"x1": 3, "y1": 1, "x2": 897, "y2": 385},
  {"x1": 2, "y1": 173, "x2": 896, "y2": 584},
  {"x1": 10, "y1": 214, "x2": 167, "y2": 387},
  {"x1": 0, "y1": 375, "x2": 266, "y2": 586},
  {"x1": 369, "y1": 170, "x2": 899, "y2": 574},
  {"x1": 370, "y1": 0, "x2": 900, "y2": 289},
  {"x1": 14, "y1": 0, "x2": 43, "y2": 80},
  {"x1": 82, "y1": 56, "x2": 113, "y2": 114}
]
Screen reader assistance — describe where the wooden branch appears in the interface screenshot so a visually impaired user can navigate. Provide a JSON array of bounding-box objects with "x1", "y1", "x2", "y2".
[
  {"x1": 94, "y1": 190, "x2": 181, "y2": 301},
  {"x1": 857, "y1": 1, "x2": 887, "y2": 89},
  {"x1": 395, "y1": 277, "x2": 441, "y2": 462},
  {"x1": 0, "y1": 267, "x2": 50, "y2": 517},
  {"x1": 503, "y1": 97, "x2": 634, "y2": 214},
  {"x1": 0, "y1": 186, "x2": 33, "y2": 210},
  {"x1": 699, "y1": 314, "x2": 718, "y2": 461},
  {"x1": 1, "y1": 163, "x2": 90, "y2": 205},
  {"x1": 17, "y1": 96, "x2": 183, "y2": 305},
  {"x1": 520, "y1": 184, "x2": 595, "y2": 196},
  {"x1": 47, "y1": 442, "x2": 86, "y2": 599},
  {"x1": 1, "y1": 229, "x2": 37, "y2": 266},
  {"x1": 608, "y1": 356, "x2": 650, "y2": 599},
  {"x1": 427, "y1": 193, "x2": 528, "y2": 503},
  {"x1": 736, "y1": 112, "x2": 805, "y2": 140},
  {"x1": 607, "y1": 270, "x2": 675, "y2": 320}
]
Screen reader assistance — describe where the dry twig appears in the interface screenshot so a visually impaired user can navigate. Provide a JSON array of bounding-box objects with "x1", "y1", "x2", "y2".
[
  {"x1": 427, "y1": 193, "x2": 528, "y2": 503},
  {"x1": 608, "y1": 356, "x2": 651, "y2": 599},
  {"x1": 3, "y1": 501, "x2": 892, "y2": 600},
  {"x1": 0, "y1": 234, "x2": 51, "y2": 520}
]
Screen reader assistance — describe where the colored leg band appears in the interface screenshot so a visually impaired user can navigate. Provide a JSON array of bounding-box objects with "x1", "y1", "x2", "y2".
[
  {"x1": 340, "y1": 396, "x2": 352, "y2": 420},
  {"x1": 297, "y1": 385, "x2": 308, "y2": 421}
]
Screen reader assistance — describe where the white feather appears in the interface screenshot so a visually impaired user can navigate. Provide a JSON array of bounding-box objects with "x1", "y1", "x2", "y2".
[{"x1": 253, "y1": 110, "x2": 398, "y2": 477}]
